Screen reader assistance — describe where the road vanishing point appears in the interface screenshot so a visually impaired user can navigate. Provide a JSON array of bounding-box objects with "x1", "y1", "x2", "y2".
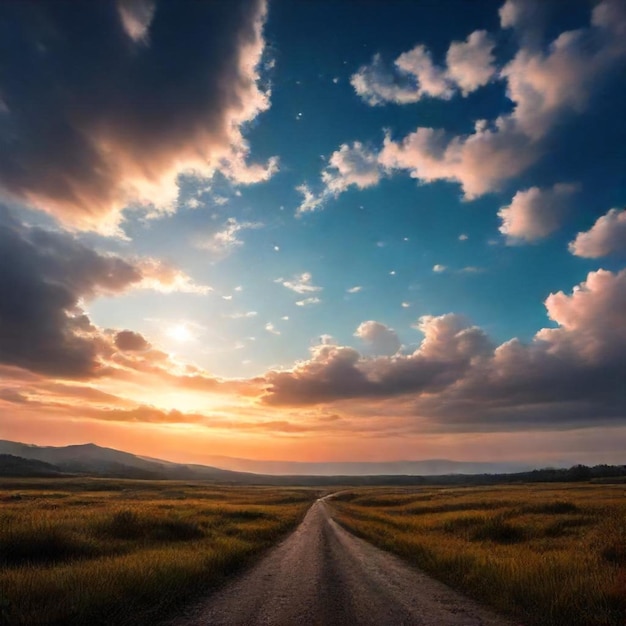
[{"x1": 168, "y1": 496, "x2": 518, "y2": 626}]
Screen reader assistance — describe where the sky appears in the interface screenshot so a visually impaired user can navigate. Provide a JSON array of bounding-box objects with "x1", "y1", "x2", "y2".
[{"x1": 1, "y1": 0, "x2": 626, "y2": 469}]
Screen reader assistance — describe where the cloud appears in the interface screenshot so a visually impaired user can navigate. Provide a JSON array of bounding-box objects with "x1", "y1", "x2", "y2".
[
  {"x1": 322, "y1": 142, "x2": 383, "y2": 194},
  {"x1": 117, "y1": 0, "x2": 155, "y2": 43},
  {"x1": 265, "y1": 322, "x2": 280, "y2": 335},
  {"x1": 445, "y1": 30, "x2": 497, "y2": 96},
  {"x1": 499, "y1": 0, "x2": 548, "y2": 44},
  {"x1": 195, "y1": 217, "x2": 263, "y2": 257},
  {"x1": 433, "y1": 264, "x2": 447, "y2": 273},
  {"x1": 134, "y1": 258, "x2": 211, "y2": 293},
  {"x1": 391, "y1": 47, "x2": 452, "y2": 100},
  {"x1": 295, "y1": 297, "x2": 321, "y2": 307},
  {"x1": 378, "y1": 121, "x2": 538, "y2": 201},
  {"x1": 351, "y1": 31, "x2": 495, "y2": 105},
  {"x1": 295, "y1": 184, "x2": 325, "y2": 215},
  {"x1": 226, "y1": 311, "x2": 258, "y2": 319},
  {"x1": 498, "y1": 183, "x2": 579, "y2": 243},
  {"x1": 277, "y1": 273, "x2": 322, "y2": 294},
  {"x1": 0, "y1": 208, "x2": 207, "y2": 377},
  {"x1": 351, "y1": 53, "x2": 430, "y2": 106},
  {"x1": 354, "y1": 321, "x2": 401, "y2": 356},
  {"x1": 351, "y1": 1, "x2": 626, "y2": 201},
  {"x1": 262, "y1": 269, "x2": 626, "y2": 432},
  {"x1": 500, "y1": 5, "x2": 626, "y2": 141},
  {"x1": 569, "y1": 208, "x2": 626, "y2": 258},
  {"x1": 296, "y1": 142, "x2": 381, "y2": 215},
  {"x1": 347, "y1": 286, "x2": 363, "y2": 294},
  {"x1": 0, "y1": 0, "x2": 275, "y2": 232},
  {"x1": 264, "y1": 313, "x2": 491, "y2": 406},
  {"x1": 114, "y1": 330, "x2": 150, "y2": 352}
]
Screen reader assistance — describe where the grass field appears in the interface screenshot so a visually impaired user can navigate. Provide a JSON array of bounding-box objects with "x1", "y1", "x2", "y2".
[
  {"x1": 329, "y1": 483, "x2": 626, "y2": 626},
  {"x1": 0, "y1": 478, "x2": 318, "y2": 626}
]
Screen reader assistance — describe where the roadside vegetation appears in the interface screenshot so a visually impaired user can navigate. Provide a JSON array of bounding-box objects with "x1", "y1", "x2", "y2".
[
  {"x1": 329, "y1": 484, "x2": 626, "y2": 626},
  {"x1": 0, "y1": 478, "x2": 317, "y2": 625}
]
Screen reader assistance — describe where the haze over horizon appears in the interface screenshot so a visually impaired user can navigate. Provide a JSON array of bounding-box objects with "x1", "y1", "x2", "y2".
[{"x1": 1, "y1": 0, "x2": 626, "y2": 467}]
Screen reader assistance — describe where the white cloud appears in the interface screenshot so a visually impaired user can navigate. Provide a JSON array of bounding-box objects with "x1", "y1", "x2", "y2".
[
  {"x1": 498, "y1": 183, "x2": 579, "y2": 243},
  {"x1": 117, "y1": 0, "x2": 155, "y2": 43},
  {"x1": 433, "y1": 264, "x2": 447, "y2": 273},
  {"x1": 445, "y1": 30, "x2": 497, "y2": 96},
  {"x1": 295, "y1": 183, "x2": 326, "y2": 215},
  {"x1": 347, "y1": 286, "x2": 363, "y2": 294},
  {"x1": 351, "y1": 31, "x2": 494, "y2": 105},
  {"x1": 351, "y1": 53, "x2": 433, "y2": 106},
  {"x1": 196, "y1": 217, "x2": 262, "y2": 256},
  {"x1": 499, "y1": 0, "x2": 546, "y2": 37},
  {"x1": 226, "y1": 311, "x2": 258, "y2": 319},
  {"x1": 295, "y1": 297, "x2": 321, "y2": 307},
  {"x1": 296, "y1": 142, "x2": 382, "y2": 215},
  {"x1": 569, "y1": 208, "x2": 626, "y2": 258},
  {"x1": 322, "y1": 142, "x2": 383, "y2": 194},
  {"x1": 394, "y1": 46, "x2": 452, "y2": 100},
  {"x1": 278, "y1": 273, "x2": 322, "y2": 294},
  {"x1": 378, "y1": 121, "x2": 537, "y2": 200},
  {"x1": 135, "y1": 259, "x2": 212, "y2": 294},
  {"x1": 265, "y1": 322, "x2": 280, "y2": 335},
  {"x1": 351, "y1": 1, "x2": 626, "y2": 201},
  {"x1": 354, "y1": 321, "x2": 401, "y2": 355},
  {"x1": 459, "y1": 233, "x2": 469, "y2": 241},
  {"x1": 500, "y1": 28, "x2": 625, "y2": 140}
]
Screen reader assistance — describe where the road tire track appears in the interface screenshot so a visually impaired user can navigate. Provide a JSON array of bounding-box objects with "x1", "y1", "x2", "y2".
[{"x1": 167, "y1": 497, "x2": 519, "y2": 626}]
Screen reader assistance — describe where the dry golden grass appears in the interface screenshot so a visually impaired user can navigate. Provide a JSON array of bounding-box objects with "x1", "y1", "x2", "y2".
[
  {"x1": 329, "y1": 483, "x2": 626, "y2": 626},
  {"x1": 0, "y1": 478, "x2": 318, "y2": 625}
]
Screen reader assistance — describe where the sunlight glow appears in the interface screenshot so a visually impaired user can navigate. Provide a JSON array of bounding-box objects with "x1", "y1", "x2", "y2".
[{"x1": 167, "y1": 324, "x2": 193, "y2": 343}]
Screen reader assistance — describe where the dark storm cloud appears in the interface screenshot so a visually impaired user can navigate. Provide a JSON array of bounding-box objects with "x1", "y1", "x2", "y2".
[
  {"x1": 0, "y1": 207, "x2": 187, "y2": 377},
  {"x1": 0, "y1": 0, "x2": 270, "y2": 230}
]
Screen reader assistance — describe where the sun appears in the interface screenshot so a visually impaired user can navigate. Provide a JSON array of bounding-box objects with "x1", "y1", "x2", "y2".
[{"x1": 167, "y1": 324, "x2": 193, "y2": 343}]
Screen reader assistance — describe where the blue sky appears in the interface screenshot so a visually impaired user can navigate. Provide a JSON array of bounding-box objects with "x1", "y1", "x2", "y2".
[
  {"x1": 1, "y1": 0, "x2": 626, "y2": 466},
  {"x1": 87, "y1": 0, "x2": 626, "y2": 377}
]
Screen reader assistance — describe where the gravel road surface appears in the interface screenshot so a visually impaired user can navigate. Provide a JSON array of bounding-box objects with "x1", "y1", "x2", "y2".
[{"x1": 168, "y1": 496, "x2": 519, "y2": 626}]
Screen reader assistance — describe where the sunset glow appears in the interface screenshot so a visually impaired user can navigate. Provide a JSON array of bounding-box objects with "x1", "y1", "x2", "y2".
[
  {"x1": 1, "y1": 0, "x2": 625, "y2": 471},
  {"x1": 167, "y1": 325, "x2": 194, "y2": 344}
]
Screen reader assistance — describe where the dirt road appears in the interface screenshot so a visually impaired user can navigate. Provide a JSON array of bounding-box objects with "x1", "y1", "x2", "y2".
[{"x1": 168, "y1": 496, "x2": 518, "y2": 626}]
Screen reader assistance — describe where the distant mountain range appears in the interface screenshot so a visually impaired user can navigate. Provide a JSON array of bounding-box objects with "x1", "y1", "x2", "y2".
[
  {"x1": 196, "y1": 455, "x2": 538, "y2": 476},
  {"x1": 4, "y1": 439, "x2": 617, "y2": 486},
  {"x1": 0, "y1": 440, "x2": 252, "y2": 481},
  {"x1": 0, "y1": 454, "x2": 64, "y2": 477},
  {"x1": 0, "y1": 439, "x2": 538, "y2": 480}
]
